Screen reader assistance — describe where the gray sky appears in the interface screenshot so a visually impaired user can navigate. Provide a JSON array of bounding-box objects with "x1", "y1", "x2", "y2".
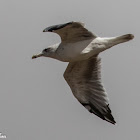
[{"x1": 0, "y1": 0, "x2": 140, "y2": 140}]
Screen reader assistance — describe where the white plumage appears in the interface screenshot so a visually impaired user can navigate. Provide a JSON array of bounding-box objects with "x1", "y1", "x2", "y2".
[{"x1": 32, "y1": 21, "x2": 134, "y2": 124}]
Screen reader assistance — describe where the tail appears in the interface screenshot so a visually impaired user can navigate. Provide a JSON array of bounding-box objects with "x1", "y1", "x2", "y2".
[{"x1": 99, "y1": 34, "x2": 134, "y2": 53}]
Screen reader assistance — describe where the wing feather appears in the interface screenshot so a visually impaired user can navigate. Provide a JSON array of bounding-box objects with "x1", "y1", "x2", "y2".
[
  {"x1": 64, "y1": 56, "x2": 116, "y2": 124},
  {"x1": 54, "y1": 22, "x2": 96, "y2": 42}
]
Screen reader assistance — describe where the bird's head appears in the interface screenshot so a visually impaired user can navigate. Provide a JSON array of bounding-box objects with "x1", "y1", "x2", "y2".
[{"x1": 32, "y1": 48, "x2": 53, "y2": 59}]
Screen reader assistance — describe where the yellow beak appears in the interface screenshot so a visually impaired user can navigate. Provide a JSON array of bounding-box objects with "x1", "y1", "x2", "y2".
[{"x1": 32, "y1": 53, "x2": 43, "y2": 59}]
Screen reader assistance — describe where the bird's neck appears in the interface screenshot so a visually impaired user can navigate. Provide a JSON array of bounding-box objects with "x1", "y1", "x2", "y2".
[{"x1": 46, "y1": 43, "x2": 63, "y2": 61}]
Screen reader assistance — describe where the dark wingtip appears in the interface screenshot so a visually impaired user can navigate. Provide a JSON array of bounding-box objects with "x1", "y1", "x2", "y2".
[
  {"x1": 43, "y1": 29, "x2": 48, "y2": 32},
  {"x1": 103, "y1": 105, "x2": 116, "y2": 125},
  {"x1": 42, "y1": 22, "x2": 73, "y2": 33},
  {"x1": 86, "y1": 103, "x2": 116, "y2": 125},
  {"x1": 104, "y1": 116, "x2": 116, "y2": 125}
]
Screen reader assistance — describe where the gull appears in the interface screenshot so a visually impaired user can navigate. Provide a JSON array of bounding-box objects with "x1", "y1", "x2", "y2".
[{"x1": 32, "y1": 22, "x2": 134, "y2": 124}]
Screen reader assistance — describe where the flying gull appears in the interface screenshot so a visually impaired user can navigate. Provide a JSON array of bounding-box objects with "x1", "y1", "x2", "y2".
[{"x1": 32, "y1": 22, "x2": 134, "y2": 124}]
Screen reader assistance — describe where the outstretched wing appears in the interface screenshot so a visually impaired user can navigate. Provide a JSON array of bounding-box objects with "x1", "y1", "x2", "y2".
[
  {"x1": 63, "y1": 56, "x2": 116, "y2": 124},
  {"x1": 43, "y1": 21, "x2": 96, "y2": 42}
]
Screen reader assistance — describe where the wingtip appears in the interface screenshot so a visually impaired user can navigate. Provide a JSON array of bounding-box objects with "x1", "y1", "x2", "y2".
[
  {"x1": 104, "y1": 117, "x2": 116, "y2": 125},
  {"x1": 104, "y1": 105, "x2": 116, "y2": 125}
]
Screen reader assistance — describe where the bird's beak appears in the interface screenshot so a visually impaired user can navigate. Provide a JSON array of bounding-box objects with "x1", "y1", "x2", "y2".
[{"x1": 32, "y1": 53, "x2": 43, "y2": 59}]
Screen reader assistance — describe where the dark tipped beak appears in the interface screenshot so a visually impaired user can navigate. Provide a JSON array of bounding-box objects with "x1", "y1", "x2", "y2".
[{"x1": 32, "y1": 53, "x2": 43, "y2": 59}]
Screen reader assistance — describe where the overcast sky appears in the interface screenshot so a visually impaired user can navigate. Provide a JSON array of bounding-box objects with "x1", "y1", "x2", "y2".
[{"x1": 0, "y1": 0, "x2": 140, "y2": 140}]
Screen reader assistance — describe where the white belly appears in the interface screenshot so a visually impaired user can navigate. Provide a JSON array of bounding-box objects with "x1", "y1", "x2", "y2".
[{"x1": 56, "y1": 38, "x2": 105, "y2": 62}]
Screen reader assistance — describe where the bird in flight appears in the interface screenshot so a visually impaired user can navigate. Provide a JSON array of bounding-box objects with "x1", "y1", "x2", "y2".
[{"x1": 32, "y1": 21, "x2": 134, "y2": 124}]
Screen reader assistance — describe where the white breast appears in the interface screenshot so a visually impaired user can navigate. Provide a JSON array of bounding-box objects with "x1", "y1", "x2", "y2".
[{"x1": 56, "y1": 39, "x2": 96, "y2": 61}]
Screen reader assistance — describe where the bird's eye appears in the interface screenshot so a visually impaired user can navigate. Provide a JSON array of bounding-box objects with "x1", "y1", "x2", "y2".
[{"x1": 44, "y1": 49, "x2": 48, "y2": 52}]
